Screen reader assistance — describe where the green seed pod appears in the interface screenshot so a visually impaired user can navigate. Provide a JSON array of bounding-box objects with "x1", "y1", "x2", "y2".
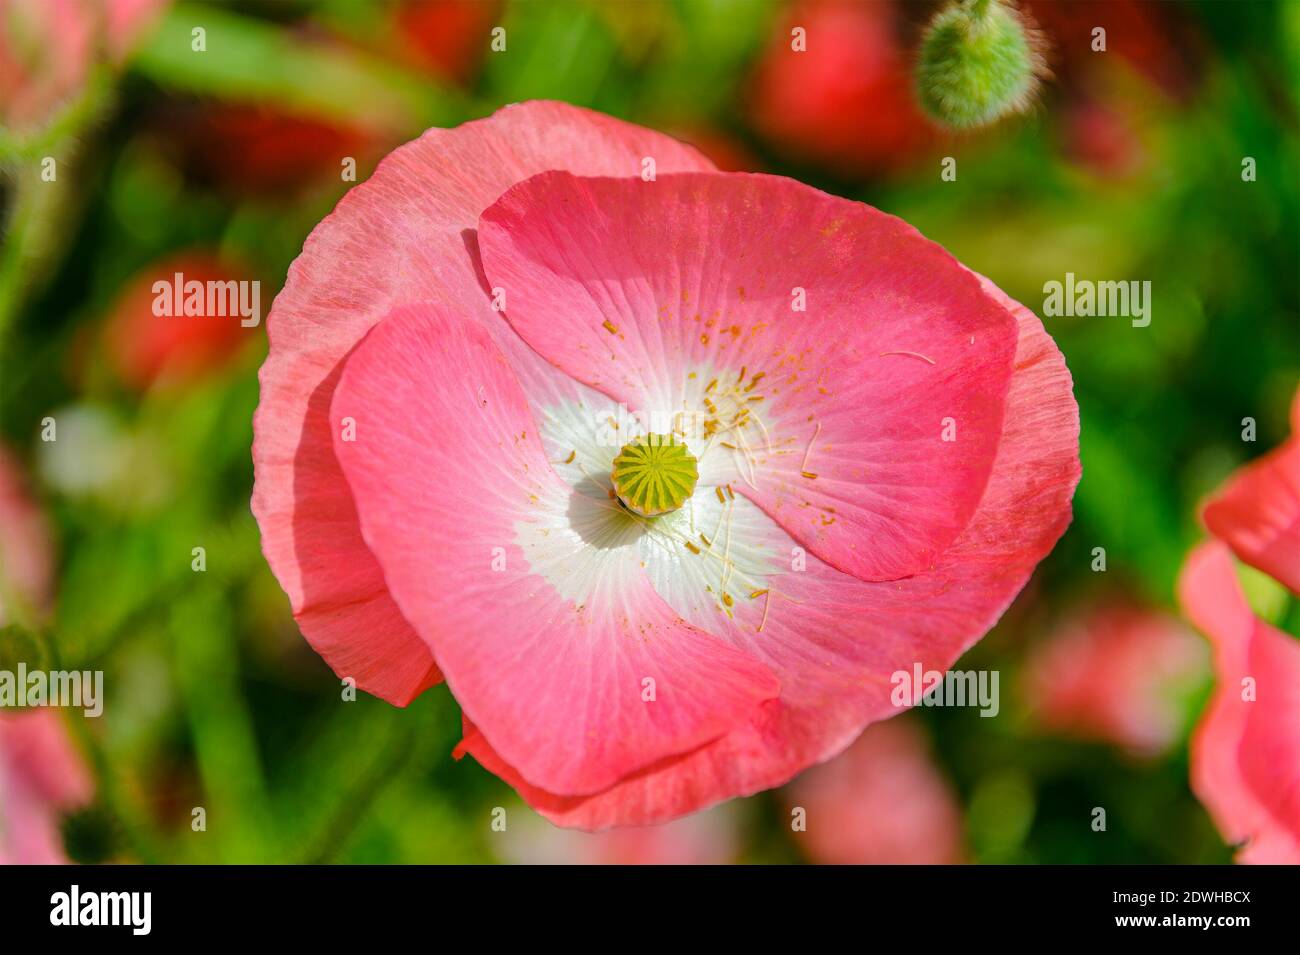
[
  {"x1": 916, "y1": 0, "x2": 1045, "y2": 130},
  {"x1": 611, "y1": 434, "x2": 699, "y2": 518}
]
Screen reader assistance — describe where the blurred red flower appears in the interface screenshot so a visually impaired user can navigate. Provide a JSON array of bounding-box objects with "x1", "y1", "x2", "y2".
[
  {"x1": 783, "y1": 717, "x2": 965, "y2": 864},
  {"x1": 390, "y1": 0, "x2": 500, "y2": 83},
  {"x1": 749, "y1": 0, "x2": 935, "y2": 177},
  {"x1": 1021, "y1": 604, "x2": 1206, "y2": 755},
  {"x1": 153, "y1": 101, "x2": 381, "y2": 198},
  {"x1": 1024, "y1": 0, "x2": 1196, "y2": 101},
  {"x1": 103, "y1": 251, "x2": 254, "y2": 390}
]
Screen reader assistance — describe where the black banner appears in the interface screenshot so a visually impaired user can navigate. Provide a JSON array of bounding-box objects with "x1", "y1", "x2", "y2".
[{"x1": 0, "y1": 864, "x2": 1283, "y2": 942}]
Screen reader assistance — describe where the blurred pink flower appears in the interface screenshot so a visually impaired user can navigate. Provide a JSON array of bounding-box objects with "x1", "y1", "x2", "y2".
[
  {"x1": 1179, "y1": 383, "x2": 1300, "y2": 863},
  {"x1": 1058, "y1": 93, "x2": 1149, "y2": 180},
  {"x1": 0, "y1": 710, "x2": 93, "y2": 865},
  {"x1": 0, "y1": 444, "x2": 54, "y2": 627},
  {"x1": 784, "y1": 716, "x2": 964, "y2": 864},
  {"x1": 500, "y1": 805, "x2": 737, "y2": 865},
  {"x1": 1020, "y1": 604, "x2": 1206, "y2": 755},
  {"x1": 0, "y1": 0, "x2": 165, "y2": 135}
]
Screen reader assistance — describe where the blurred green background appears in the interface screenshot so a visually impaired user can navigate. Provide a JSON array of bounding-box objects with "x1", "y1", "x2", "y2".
[{"x1": 1, "y1": 0, "x2": 1297, "y2": 864}]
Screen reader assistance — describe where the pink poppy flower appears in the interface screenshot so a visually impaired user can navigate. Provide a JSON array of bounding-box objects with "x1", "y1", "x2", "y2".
[
  {"x1": 783, "y1": 716, "x2": 964, "y2": 864},
  {"x1": 1020, "y1": 603, "x2": 1206, "y2": 756},
  {"x1": 1179, "y1": 383, "x2": 1300, "y2": 862},
  {"x1": 252, "y1": 101, "x2": 1079, "y2": 828},
  {"x1": 0, "y1": 709, "x2": 93, "y2": 865},
  {"x1": 499, "y1": 804, "x2": 737, "y2": 866},
  {"x1": 0, "y1": 444, "x2": 54, "y2": 627}
]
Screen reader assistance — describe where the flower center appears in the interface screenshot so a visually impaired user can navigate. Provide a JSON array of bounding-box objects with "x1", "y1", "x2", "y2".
[{"x1": 610, "y1": 433, "x2": 699, "y2": 517}]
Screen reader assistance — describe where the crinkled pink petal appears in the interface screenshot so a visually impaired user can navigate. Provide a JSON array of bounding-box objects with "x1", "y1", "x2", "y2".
[
  {"x1": 1202, "y1": 413, "x2": 1300, "y2": 594},
  {"x1": 1179, "y1": 541, "x2": 1300, "y2": 863},
  {"x1": 478, "y1": 171, "x2": 1018, "y2": 583},
  {"x1": 0, "y1": 710, "x2": 93, "y2": 865},
  {"x1": 252, "y1": 102, "x2": 713, "y2": 705},
  {"x1": 332, "y1": 304, "x2": 779, "y2": 795},
  {"x1": 783, "y1": 716, "x2": 964, "y2": 864},
  {"x1": 458, "y1": 275, "x2": 1080, "y2": 828}
]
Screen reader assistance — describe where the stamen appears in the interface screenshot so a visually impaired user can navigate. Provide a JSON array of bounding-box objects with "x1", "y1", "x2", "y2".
[
  {"x1": 800, "y1": 422, "x2": 821, "y2": 473},
  {"x1": 878, "y1": 350, "x2": 935, "y2": 365}
]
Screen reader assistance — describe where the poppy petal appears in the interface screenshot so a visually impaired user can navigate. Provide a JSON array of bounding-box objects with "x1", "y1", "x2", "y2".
[
  {"x1": 333, "y1": 303, "x2": 779, "y2": 796},
  {"x1": 252, "y1": 102, "x2": 713, "y2": 704},
  {"x1": 479, "y1": 170, "x2": 1019, "y2": 583}
]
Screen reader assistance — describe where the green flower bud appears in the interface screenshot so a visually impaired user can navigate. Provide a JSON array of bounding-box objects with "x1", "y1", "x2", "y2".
[{"x1": 917, "y1": 0, "x2": 1045, "y2": 130}]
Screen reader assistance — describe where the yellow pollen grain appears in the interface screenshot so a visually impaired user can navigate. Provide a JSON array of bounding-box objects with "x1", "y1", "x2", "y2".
[
  {"x1": 749, "y1": 589, "x2": 768, "y2": 599},
  {"x1": 722, "y1": 593, "x2": 734, "y2": 608},
  {"x1": 602, "y1": 320, "x2": 619, "y2": 335},
  {"x1": 801, "y1": 470, "x2": 818, "y2": 480},
  {"x1": 705, "y1": 378, "x2": 717, "y2": 393},
  {"x1": 684, "y1": 541, "x2": 701, "y2": 554},
  {"x1": 563, "y1": 450, "x2": 576, "y2": 464},
  {"x1": 715, "y1": 487, "x2": 726, "y2": 503}
]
